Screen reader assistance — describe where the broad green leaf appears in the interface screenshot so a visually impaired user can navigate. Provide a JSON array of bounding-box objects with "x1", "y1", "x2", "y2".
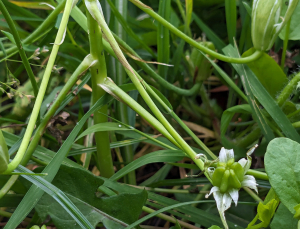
[
  {"x1": 225, "y1": 0, "x2": 237, "y2": 45},
  {"x1": 208, "y1": 226, "x2": 222, "y2": 229},
  {"x1": 247, "y1": 199, "x2": 278, "y2": 228},
  {"x1": 75, "y1": 122, "x2": 132, "y2": 141},
  {"x1": 279, "y1": 0, "x2": 300, "y2": 40},
  {"x1": 167, "y1": 162, "x2": 199, "y2": 170},
  {"x1": 15, "y1": 165, "x2": 94, "y2": 229},
  {"x1": 265, "y1": 138, "x2": 300, "y2": 214},
  {"x1": 270, "y1": 204, "x2": 298, "y2": 229},
  {"x1": 31, "y1": 165, "x2": 147, "y2": 228},
  {"x1": 110, "y1": 150, "x2": 185, "y2": 181},
  {"x1": 100, "y1": 177, "x2": 242, "y2": 228},
  {"x1": 5, "y1": 95, "x2": 113, "y2": 229},
  {"x1": 242, "y1": 48, "x2": 288, "y2": 98}
]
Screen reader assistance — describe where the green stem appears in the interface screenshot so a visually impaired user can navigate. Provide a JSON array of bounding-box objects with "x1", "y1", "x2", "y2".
[
  {"x1": 128, "y1": 0, "x2": 263, "y2": 64},
  {"x1": 277, "y1": 72, "x2": 300, "y2": 107},
  {"x1": 246, "y1": 169, "x2": 268, "y2": 181},
  {"x1": 141, "y1": 206, "x2": 201, "y2": 229},
  {"x1": 0, "y1": 0, "x2": 66, "y2": 59},
  {"x1": 0, "y1": 175, "x2": 18, "y2": 198},
  {"x1": 3, "y1": 0, "x2": 74, "y2": 174},
  {"x1": 281, "y1": 19, "x2": 291, "y2": 70},
  {"x1": 114, "y1": 0, "x2": 136, "y2": 184},
  {"x1": 106, "y1": 0, "x2": 155, "y2": 58},
  {"x1": 243, "y1": 187, "x2": 263, "y2": 202},
  {"x1": 113, "y1": 33, "x2": 202, "y2": 96},
  {"x1": 0, "y1": 0, "x2": 39, "y2": 97},
  {"x1": 85, "y1": 0, "x2": 205, "y2": 172},
  {"x1": 100, "y1": 79, "x2": 180, "y2": 148},
  {"x1": 87, "y1": 9, "x2": 114, "y2": 178},
  {"x1": 20, "y1": 55, "x2": 96, "y2": 166}
]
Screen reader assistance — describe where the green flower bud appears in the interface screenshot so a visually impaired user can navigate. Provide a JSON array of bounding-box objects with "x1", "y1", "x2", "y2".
[
  {"x1": 211, "y1": 159, "x2": 245, "y2": 193},
  {"x1": 251, "y1": 0, "x2": 282, "y2": 51},
  {"x1": 252, "y1": 0, "x2": 299, "y2": 51}
]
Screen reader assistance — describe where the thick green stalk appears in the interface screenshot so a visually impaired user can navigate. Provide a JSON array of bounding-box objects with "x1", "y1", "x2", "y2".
[
  {"x1": 0, "y1": 1, "x2": 66, "y2": 59},
  {"x1": 3, "y1": 0, "x2": 74, "y2": 174},
  {"x1": 128, "y1": 0, "x2": 263, "y2": 64},
  {"x1": 114, "y1": 0, "x2": 136, "y2": 184},
  {"x1": 0, "y1": 0, "x2": 38, "y2": 97},
  {"x1": 87, "y1": 11, "x2": 114, "y2": 178}
]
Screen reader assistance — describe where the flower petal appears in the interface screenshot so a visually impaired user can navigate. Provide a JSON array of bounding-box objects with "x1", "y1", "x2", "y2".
[
  {"x1": 219, "y1": 147, "x2": 234, "y2": 163},
  {"x1": 206, "y1": 186, "x2": 219, "y2": 198},
  {"x1": 222, "y1": 193, "x2": 232, "y2": 212},
  {"x1": 207, "y1": 167, "x2": 215, "y2": 179},
  {"x1": 228, "y1": 188, "x2": 239, "y2": 206},
  {"x1": 242, "y1": 175, "x2": 258, "y2": 193},
  {"x1": 238, "y1": 158, "x2": 251, "y2": 174}
]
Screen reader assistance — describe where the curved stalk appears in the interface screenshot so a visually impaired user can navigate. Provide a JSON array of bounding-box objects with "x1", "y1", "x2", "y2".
[
  {"x1": 3, "y1": 0, "x2": 75, "y2": 174},
  {"x1": 128, "y1": 0, "x2": 263, "y2": 64}
]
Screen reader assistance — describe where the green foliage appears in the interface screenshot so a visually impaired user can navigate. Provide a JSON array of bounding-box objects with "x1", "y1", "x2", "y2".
[
  {"x1": 30, "y1": 165, "x2": 147, "y2": 228},
  {"x1": 265, "y1": 138, "x2": 300, "y2": 213},
  {"x1": 1, "y1": 0, "x2": 300, "y2": 228}
]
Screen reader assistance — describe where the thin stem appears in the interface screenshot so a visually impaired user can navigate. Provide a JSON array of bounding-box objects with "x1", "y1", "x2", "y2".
[
  {"x1": 21, "y1": 55, "x2": 96, "y2": 166},
  {"x1": 3, "y1": 0, "x2": 74, "y2": 174},
  {"x1": 281, "y1": 19, "x2": 291, "y2": 70},
  {"x1": 0, "y1": 175, "x2": 18, "y2": 198},
  {"x1": 141, "y1": 206, "x2": 201, "y2": 229},
  {"x1": 0, "y1": 0, "x2": 38, "y2": 97},
  {"x1": 113, "y1": 33, "x2": 202, "y2": 96},
  {"x1": 243, "y1": 187, "x2": 263, "y2": 202},
  {"x1": 128, "y1": 0, "x2": 263, "y2": 64}
]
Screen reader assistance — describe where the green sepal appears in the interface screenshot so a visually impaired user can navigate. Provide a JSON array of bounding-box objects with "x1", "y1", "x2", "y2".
[
  {"x1": 212, "y1": 166, "x2": 226, "y2": 187},
  {"x1": 229, "y1": 169, "x2": 242, "y2": 190},
  {"x1": 219, "y1": 170, "x2": 230, "y2": 193}
]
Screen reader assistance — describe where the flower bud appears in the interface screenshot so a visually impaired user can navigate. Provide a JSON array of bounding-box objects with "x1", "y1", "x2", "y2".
[
  {"x1": 251, "y1": 0, "x2": 282, "y2": 51},
  {"x1": 252, "y1": 0, "x2": 299, "y2": 51}
]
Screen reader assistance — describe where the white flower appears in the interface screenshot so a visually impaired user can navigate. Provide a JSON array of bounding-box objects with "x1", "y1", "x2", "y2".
[{"x1": 205, "y1": 145, "x2": 258, "y2": 229}]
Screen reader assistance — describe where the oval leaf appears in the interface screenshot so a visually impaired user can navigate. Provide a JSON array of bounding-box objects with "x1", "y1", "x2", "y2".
[{"x1": 265, "y1": 138, "x2": 300, "y2": 214}]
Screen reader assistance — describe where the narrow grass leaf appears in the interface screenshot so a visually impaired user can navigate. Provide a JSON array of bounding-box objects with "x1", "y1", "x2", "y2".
[{"x1": 110, "y1": 150, "x2": 185, "y2": 181}]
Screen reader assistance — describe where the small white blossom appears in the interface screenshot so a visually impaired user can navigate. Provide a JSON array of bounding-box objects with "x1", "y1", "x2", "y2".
[{"x1": 205, "y1": 146, "x2": 258, "y2": 229}]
